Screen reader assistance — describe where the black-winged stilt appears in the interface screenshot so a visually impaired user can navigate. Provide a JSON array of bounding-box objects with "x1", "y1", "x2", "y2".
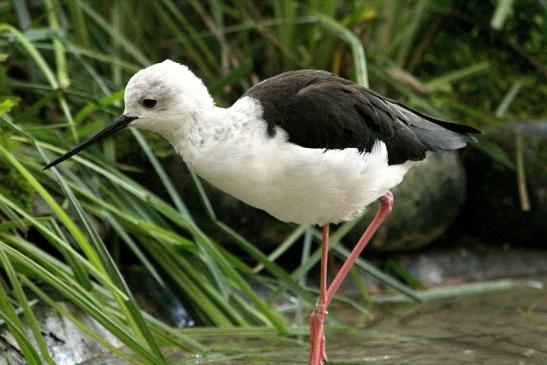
[{"x1": 44, "y1": 60, "x2": 480, "y2": 365}]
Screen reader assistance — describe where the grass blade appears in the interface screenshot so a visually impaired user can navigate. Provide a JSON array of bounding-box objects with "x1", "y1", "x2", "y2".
[
  {"x1": 0, "y1": 263, "x2": 42, "y2": 365},
  {"x1": 0, "y1": 249, "x2": 55, "y2": 365}
]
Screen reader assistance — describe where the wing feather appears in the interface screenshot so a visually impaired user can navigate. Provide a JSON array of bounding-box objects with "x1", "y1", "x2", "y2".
[{"x1": 243, "y1": 70, "x2": 480, "y2": 164}]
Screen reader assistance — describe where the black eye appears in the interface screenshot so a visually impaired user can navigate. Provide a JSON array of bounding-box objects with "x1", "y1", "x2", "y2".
[{"x1": 142, "y1": 99, "x2": 157, "y2": 109}]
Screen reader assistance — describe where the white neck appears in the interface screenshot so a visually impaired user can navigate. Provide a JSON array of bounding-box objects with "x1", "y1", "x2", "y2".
[{"x1": 169, "y1": 96, "x2": 266, "y2": 173}]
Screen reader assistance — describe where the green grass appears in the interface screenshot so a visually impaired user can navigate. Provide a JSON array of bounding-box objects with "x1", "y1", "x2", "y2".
[{"x1": 0, "y1": 1, "x2": 543, "y2": 363}]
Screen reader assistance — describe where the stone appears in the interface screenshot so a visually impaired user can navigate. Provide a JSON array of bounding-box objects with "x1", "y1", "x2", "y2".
[
  {"x1": 124, "y1": 267, "x2": 194, "y2": 328},
  {"x1": 461, "y1": 121, "x2": 547, "y2": 247},
  {"x1": 0, "y1": 300, "x2": 122, "y2": 365}
]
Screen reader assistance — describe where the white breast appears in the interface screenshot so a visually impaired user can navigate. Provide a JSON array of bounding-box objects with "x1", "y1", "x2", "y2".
[{"x1": 174, "y1": 97, "x2": 415, "y2": 225}]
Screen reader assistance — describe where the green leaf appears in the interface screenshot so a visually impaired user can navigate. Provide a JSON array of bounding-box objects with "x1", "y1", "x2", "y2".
[
  {"x1": 0, "y1": 98, "x2": 19, "y2": 116},
  {"x1": 491, "y1": 0, "x2": 514, "y2": 30},
  {"x1": 0, "y1": 248, "x2": 56, "y2": 364}
]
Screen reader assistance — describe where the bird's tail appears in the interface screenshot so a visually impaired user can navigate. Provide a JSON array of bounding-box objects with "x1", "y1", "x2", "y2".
[{"x1": 393, "y1": 103, "x2": 480, "y2": 152}]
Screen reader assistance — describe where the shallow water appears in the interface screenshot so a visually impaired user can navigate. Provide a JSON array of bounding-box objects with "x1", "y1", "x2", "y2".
[{"x1": 174, "y1": 282, "x2": 546, "y2": 365}]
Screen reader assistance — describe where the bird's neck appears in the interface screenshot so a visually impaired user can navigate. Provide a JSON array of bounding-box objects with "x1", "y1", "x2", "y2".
[
  {"x1": 168, "y1": 105, "x2": 233, "y2": 167},
  {"x1": 170, "y1": 96, "x2": 265, "y2": 172}
]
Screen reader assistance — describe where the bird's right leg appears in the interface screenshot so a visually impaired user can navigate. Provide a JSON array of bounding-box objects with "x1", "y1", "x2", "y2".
[
  {"x1": 309, "y1": 192, "x2": 394, "y2": 365},
  {"x1": 309, "y1": 224, "x2": 329, "y2": 365}
]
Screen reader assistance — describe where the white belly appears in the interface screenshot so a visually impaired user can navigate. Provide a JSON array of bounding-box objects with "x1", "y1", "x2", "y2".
[{"x1": 183, "y1": 131, "x2": 414, "y2": 225}]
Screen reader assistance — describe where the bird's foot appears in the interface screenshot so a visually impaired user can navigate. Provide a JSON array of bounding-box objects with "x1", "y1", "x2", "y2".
[{"x1": 309, "y1": 304, "x2": 327, "y2": 365}]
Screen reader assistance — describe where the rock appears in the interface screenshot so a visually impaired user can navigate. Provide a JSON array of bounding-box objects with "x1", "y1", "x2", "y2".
[
  {"x1": 0, "y1": 299, "x2": 122, "y2": 365},
  {"x1": 461, "y1": 121, "x2": 547, "y2": 247},
  {"x1": 390, "y1": 239, "x2": 547, "y2": 286},
  {"x1": 346, "y1": 151, "x2": 467, "y2": 252},
  {"x1": 124, "y1": 267, "x2": 194, "y2": 328}
]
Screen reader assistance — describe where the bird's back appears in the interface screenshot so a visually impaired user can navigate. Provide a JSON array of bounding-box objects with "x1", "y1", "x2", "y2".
[{"x1": 243, "y1": 69, "x2": 479, "y2": 165}]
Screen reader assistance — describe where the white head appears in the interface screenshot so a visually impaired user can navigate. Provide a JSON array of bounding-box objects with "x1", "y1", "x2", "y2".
[
  {"x1": 124, "y1": 59, "x2": 214, "y2": 137},
  {"x1": 43, "y1": 60, "x2": 214, "y2": 169}
]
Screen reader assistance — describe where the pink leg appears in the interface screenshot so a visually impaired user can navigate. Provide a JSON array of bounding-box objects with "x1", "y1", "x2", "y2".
[
  {"x1": 308, "y1": 192, "x2": 394, "y2": 365},
  {"x1": 326, "y1": 191, "x2": 394, "y2": 306},
  {"x1": 309, "y1": 225, "x2": 329, "y2": 365}
]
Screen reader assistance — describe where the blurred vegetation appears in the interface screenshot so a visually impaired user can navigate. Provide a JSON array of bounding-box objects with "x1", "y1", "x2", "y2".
[{"x1": 0, "y1": 0, "x2": 545, "y2": 363}]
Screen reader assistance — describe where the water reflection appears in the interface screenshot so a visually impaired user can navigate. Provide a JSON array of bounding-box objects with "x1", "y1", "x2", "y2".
[{"x1": 174, "y1": 282, "x2": 545, "y2": 364}]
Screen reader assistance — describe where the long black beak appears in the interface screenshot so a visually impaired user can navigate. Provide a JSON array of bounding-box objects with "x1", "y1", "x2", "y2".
[{"x1": 43, "y1": 114, "x2": 138, "y2": 170}]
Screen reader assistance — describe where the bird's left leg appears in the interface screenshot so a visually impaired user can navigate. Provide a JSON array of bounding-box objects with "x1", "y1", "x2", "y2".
[
  {"x1": 325, "y1": 191, "x2": 394, "y2": 306},
  {"x1": 309, "y1": 224, "x2": 329, "y2": 365},
  {"x1": 309, "y1": 191, "x2": 393, "y2": 365}
]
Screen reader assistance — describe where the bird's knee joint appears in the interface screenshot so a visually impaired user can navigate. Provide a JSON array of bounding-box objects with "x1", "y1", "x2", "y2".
[{"x1": 380, "y1": 191, "x2": 394, "y2": 209}]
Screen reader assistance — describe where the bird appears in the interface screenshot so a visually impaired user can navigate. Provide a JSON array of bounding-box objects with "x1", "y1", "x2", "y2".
[{"x1": 44, "y1": 59, "x2": 480, "y2": 365}]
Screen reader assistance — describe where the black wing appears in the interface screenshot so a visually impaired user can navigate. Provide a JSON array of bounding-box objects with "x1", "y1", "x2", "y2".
[{"x1": 243, "y1": 69, "x2": 480, "y2": 165}]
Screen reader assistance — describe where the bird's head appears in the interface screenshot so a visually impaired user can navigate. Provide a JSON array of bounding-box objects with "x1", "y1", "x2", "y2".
[
  {"x1": 124, "y1": 59, "x2": 214, "y2": 135},
  {"x1": 43, "y1": 59, "x2": 213, "y2": 170}
]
